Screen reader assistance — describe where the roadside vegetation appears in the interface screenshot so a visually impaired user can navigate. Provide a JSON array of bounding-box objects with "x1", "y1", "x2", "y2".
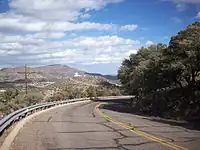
[
  {"x1": 0, "y1": 78, "x2": 120, "y2": 115},
  {"x1": 0, "y1": 88, "x2": 43, "y2": 115},
  {"x1": 47, "y1": 82, "x2": 121, "y2": 102},
  {"x1": 118, "y1": 22, "x2": 200, "y2": 120}
]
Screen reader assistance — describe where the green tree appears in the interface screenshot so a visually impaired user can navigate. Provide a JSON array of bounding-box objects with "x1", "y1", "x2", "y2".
[
  {"x1": 118, "y1": 22, "x2": 200, "y2": 119},
  {"x1": 166, "y1": 22, "x2": 200, "y2": 89},
  {"x1": 118, "y1": 44, "x2": 167, "y2": 95}
]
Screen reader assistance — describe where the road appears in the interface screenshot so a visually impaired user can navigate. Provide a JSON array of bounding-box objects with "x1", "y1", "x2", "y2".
[{"x1": 10, "y1": 101, "x2": 200, "y2": 150}]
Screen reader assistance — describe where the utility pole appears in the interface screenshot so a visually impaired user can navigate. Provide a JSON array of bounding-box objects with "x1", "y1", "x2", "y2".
[
  {"x1": 25, "y1": 64, "x2": 28, "y2": 95},
  {"x1": 17, "y1": 64, "x2": 35, "y2": 95}
]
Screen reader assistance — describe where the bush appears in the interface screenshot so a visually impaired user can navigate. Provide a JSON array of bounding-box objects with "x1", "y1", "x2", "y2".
[
  {"x1": 86, "y1": 86, "x2": 97, "y2": 99},
  {"x1": 47, "y1": 92, "x2": 64, "y2": 102},
  {"x1": 0, "y1": 89, "x2": 19, "y2": 103}
]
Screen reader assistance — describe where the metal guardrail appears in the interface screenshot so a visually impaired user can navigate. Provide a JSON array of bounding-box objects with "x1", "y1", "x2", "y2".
[
  {"x1": 0, "y1": 96, "x2": 133, "y2": 135},
  {"x1": 0, "y1": 98, "x2": 90, "y2": 135}
]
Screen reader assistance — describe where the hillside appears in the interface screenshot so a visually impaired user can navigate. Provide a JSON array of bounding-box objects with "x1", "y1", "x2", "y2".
[
  {"x1": 0, "y1": 64, "x2": 117, "y2": 84},
  {"x1": 0, "y1": 65, "x2": 121, "y2": 115}
]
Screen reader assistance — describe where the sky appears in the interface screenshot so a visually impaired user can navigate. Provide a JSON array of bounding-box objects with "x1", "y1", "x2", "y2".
[{"x1": 0, "y1": 0, "x2": 199, "y2": 75}]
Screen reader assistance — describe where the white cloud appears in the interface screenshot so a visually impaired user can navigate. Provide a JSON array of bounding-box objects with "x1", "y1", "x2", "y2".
[
  {"x1": 80, "y1": 13, "x2": 92, "y2": 19},
  {"x1": 125, "y1": 50, "x2": 138, "y2": 56},
  {"x1": 71, "y1": 36, "x2": 140, "y2": 47},
  {"x1": 120, "y1": 24, "x2": 138, "y2": 31},
  {"x1": 0, "y1": 0, "x2": 136, "y2": 34},
  {"x1": 10, "y1": 0, "x2": 125, "y2": 21},
  {"x1": 0, "y1": 33, "x2": 45, "y2": 45},
  {"x1": 0, "y1": 34, "x2": 141, "y2": 65},
  {"x1": 0, "y1": 13, "x2": 45, "y2": 32},
  {"x1": 0, "y1": 13, "x2": 113, "y2": 32},
  {"x1": 33, "y1": 32, "x2": 65, "y2": 39},
  {"x1": 0, "y1": 33, "x2": 141, "y2": 65},
  {"x1": 146, "y1": 40, "x2": 154, "y2": 46},
  {"x1": 0, "y1": 43, "x2": 23, "y2": 50},
  {"x1": 196, "y1": 12, "x2": 200, "y2": 18},
  {"x1": 0, "y1": 0, "x2": 142, "y2": 69},
  {"x1": 164, "y1": 0, "x2": 200, "y2": 11},
  {"x1": 0, "y1": 0, "x2": 127, "y2": 33}
]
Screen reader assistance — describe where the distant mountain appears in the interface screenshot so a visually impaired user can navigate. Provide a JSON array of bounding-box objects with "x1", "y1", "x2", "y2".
[
  {"x1": 0, "y1": 67, "x2": 43, "y2": 82},
  {"x1": 0, "y1": 64, "x2": 116, "y2": 83},
  {"x1": 35, "y1": 64, "x2": 86, "y2": 79},
  {"x1": 86, "y1": 73, "x2": 117, "y2": 81},
  {"x1": 103, "y1": 75, "x2": 118, "y2": 81}
]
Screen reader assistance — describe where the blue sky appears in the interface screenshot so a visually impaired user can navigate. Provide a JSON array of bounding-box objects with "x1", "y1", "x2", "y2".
[{"x1": 0, "y1": 0, "x2": 199, "y2": 74}]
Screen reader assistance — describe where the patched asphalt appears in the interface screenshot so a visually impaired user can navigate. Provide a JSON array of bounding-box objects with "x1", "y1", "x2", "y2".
[{"x1": 10, "y1": 101, "x2": 200, "y2": 150}]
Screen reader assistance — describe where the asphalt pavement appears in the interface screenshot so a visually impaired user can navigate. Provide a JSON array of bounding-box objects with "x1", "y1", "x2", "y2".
[{"x1": 9, "y1": 101, "x2": 200, "y2": 150}]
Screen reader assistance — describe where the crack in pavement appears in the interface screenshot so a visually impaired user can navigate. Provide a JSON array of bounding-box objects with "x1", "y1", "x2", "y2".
[
  {"x1": 92, "y1": 112, "x2": 96, "y2": 118},
  {"x1": 33, "y1": 121, "x2": 103, "y2": 123},
  {"x1": 48, "y1": 116, "x2": 53, "y2": 122},
  {"x1": 47, "y1": 142, "x2": 157, "y2": 150},
  {"x1": 57, "y1": 129, "x2": 127, "y2": 134},
  {"x1": 48, "y1": 146, "x2": 119, "y2": 150},
  {"x1": 98, "y1": 121, "x2": 130, "y2": 150}
]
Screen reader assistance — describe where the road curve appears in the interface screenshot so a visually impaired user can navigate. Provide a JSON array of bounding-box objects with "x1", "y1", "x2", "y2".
[{"x1": 10, "y1": 101, "x2": 200, "y2": 150}]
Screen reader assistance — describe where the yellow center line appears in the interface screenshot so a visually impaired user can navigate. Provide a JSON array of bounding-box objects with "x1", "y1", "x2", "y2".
[{"x1": 95, "y1": 103, "x2": 189, "y2": 150}]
